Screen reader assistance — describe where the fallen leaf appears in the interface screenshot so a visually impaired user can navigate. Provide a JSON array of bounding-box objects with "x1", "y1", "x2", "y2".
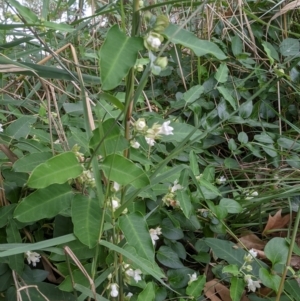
[
  {"x1": 204, "y1": 280, "x2": 228, "y2": 301},
  {"x1": 290, "y1": 256, "x2": 300, "y2": 270},
  {"x1": 239, "y1": 233, "x2": 266, "y2": 250},
  {"x1": 204, "y1": 279, "x2": 250, "y2": 301},
  {"x1": 262, "y1": 209, "x2": 290, "y2": 236}
]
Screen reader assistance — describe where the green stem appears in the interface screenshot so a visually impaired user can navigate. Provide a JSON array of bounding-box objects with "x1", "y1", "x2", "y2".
[{"x1": 275, "y1": 204, "x2": 300, "y2": 301}]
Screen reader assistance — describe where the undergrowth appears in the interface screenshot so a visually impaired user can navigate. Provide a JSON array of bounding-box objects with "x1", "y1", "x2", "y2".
[{"x1": 0, "y1": 0, "x2": 300, "y2": 300}]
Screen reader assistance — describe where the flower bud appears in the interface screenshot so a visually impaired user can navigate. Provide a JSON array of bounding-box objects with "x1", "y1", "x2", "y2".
[
  {"x1": 144, "y1": 32, "x2": 164, "y2": 52},
  {"x1": 143, "y1": 11, "x2": 153, "y2": 23},
  {"x1": 134, "y1": 118, "x2": 147, "y2": 132},
  {"x1": 155, "y1": 57, "x2": 168, "y2": 69},
  {"x1": 135, "y1": 64, "x2": 144, "y2": 72},
  {"x1": 153, "y1": 15, "x2": 169, "y2": 33}
]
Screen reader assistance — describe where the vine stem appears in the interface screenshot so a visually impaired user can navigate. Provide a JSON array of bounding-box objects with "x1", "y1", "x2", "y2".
[
  {"x1": 275, "y1": 204, "x2": 300, "y2": 301},
  {"x1": 118, "y1": 1, "x2": 141, "y2": 300}
]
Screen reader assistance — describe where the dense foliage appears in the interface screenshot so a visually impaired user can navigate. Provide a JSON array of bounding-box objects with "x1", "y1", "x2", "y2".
[{"x1": 0, "y1": 0, "x2": 300, "y2": 300}]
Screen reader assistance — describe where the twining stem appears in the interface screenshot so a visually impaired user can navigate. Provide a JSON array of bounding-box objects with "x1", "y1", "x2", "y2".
[
  {"x1": 275, "y1": 204, "x2": 300, "y2": 301},
  {"x1": 118, "y1": 1, "x2": 141, "y2": 300}
]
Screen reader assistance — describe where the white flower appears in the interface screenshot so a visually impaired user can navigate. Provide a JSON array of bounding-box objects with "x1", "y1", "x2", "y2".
[
  {"x1": 25, "y1": 251, "x2": 41, "y2": 267},
  {"x1": 216, "y1": 176, "x2": 226, "y2": 185},
  {"x1": 244, "y1": 275, "x2": 261, "y2": 292},
  {"x1": 188, "y1": 272, "x2": 198, "y2": 284},
  {"x1": 149, "y1": 227, "x2": 162, "y2": 245},
  {"x1": 110, "y1": 283, "x2": 119, "y2": 297},
  {"x1": 130, "y1": 140, "x2": 140, "y2": 149},
  {"x1": 245, "y1": 191, "x2": 258, "y2": 200},
  {"x1": 158, "y1": 121, "x2": 173, "y2": 136},
  {"x1": 244, "y1": 248, "x2": 257, "y2": 263},
  {"x1": 126, "y1": 292, "x2": 133, "y2": 299},
  {"x1": 126, "y1": 268, "x2": 142, "y2": 282},
  {"x1": 0, "y1": 124, "x2": 3, "y2": 132},
  {"x1": 113, "y1": 182, "x2": 120, "y2": 192},
  {"x1": 147, "y1": 35, "x2": 161, "y2": 50},
  {"x1": 171, "y1": 180, "x2": 182, "y2": 193},
  {"x1": 145, "y1": 137, "x2": 155, "y2": 146},
  {"x1": 249, "y1": 249, "x2": 258, "y2": 258},
  {"x1": 112, "y1": 199, "x2": 120, "y2": 211},
  {"x1": 135, "y1": 118, "x2": 147, "y2": 132}
]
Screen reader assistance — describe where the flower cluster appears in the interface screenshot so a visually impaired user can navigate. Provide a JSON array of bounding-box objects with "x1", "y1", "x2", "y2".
[
  {"x1": 162, "y1": 180, "x2": 182, "y2": 208},
  {"x1": 125, "y1": 268, "x2": 142, "y2": 283},
  {"x1": 132, "y1": 118, "x2": 174, "y2": 148},
  {"x1": 242, "y1": 249, "x2": 261, "y2": 292},
  {"x1": 25, "y1": 251, "x2": 41, "y2": 267},
  {"x1": 149, "y1": 226, "x2": 162, "y2": 245},
  {"x1": 244, "y1": 274, "x2": 261, "y2": 292}
]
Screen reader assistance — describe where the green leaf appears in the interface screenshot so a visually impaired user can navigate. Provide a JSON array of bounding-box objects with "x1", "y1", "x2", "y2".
[
  {"x1": 43, "y1": 21, "x2": 74, "y2": 32},
  {"x1": 101, "y1": 154, "x2": 150, "y2": 188},
  {"x1": 89, "y1": 119, "x2": 128, "y2": 157},
  {"x1": 163, "y1": 123, "x2": 202, "y2": 143},
  {"x1": 137, "y1": 282, "x2": 155, "y2": 301},
  {"x1": 183, "y1": 85, "x2": 204, "y2": 103},
  {"x1": 163, "y1": 24, "x2": 227, "y2": 60},
  {"x1": 215, "y1": 63, "x2": 229, "y2": 83},
  {"x1": 72, "y1": 195, "x2": 103, "y2": 249},
  {"x1": 13, "y1": 152, "x2": 52, "y2": 173},
  {"x1": 231, "y1": 35, "x2": 243, "y2": 57},
  {"x1": 167, "y1": 268, "x2": 194, "y2": 289},
  {"x1": 5, "y1": 116, "x2": 37, "y2": 139},
  {"x1": 189, "y1": 150, "x2": 200, "y2": 176},
  {"x1": 186, "y1": 275, "x2": 206, "y2": 298},
  {"x1": 8, "y1": 0, "x2": 38, "y2": 23},
  {"x1": 278, "y1": 137, "x2": 300, "y2": 150},
  {"x1": 73, "y1": 284, "x2": 109, "y2": 301},
  {"x1": 0, "y1": 59, "x2": 99, "y2": 83},
  {"x1": 254, "y1": 133, "x2": 274, "y2": 144},
  {"x1": 230, "y1": 276, "x2": 244, "y2": 301},
  {"x1": 217, "y1": 86, "x2": 237, "y2": 110},
  {"x1": 99, "y1": 25, "x2": 144, "y2": 90},
  {"x1": 262, "y1": 144, "x2": 277, "y2": 157},
  {"x1": 262, "y1": 42, "x2": 279, "y2": 65},
  {"x1": 219, "y1": 198, "x2": 242, "y2": 214},
  {"x1": 7, "y1": 282, "x2": 77, "y2": 301},
  {"x1": 6, "y1": 219, "x2": 24, "y2": 273},
  {"x1": 59, "y1": 263, "x2": 91, "y2": 292},
  {"x1": 161, "y1": 218, "x2": 184, "y2": 240},
  {"x1": 285, "y1": 279, "x2": 300, "y2": 300},
  {"x1": 119, "y1": 212, "x2": 154, "y2": 262},
  {"x1": 99, "y1": 240, "x2": 166, "y2": 283},
  {"x1": 100, "y1": 93, "x2": 124, "y2": 111},
  {"x1": 238, "y1": 132, "x2": 248, "y2": 144},
  {"x1": 259, "y1": 268, "x2": 281, "y2": 292},
  {"x1": 177, "y1": 190, "x2": 193, "y2": 218},
  {"x1": 0, "y1": 205, "x2": 16, "y2": 228},
  {"x1": 228, "y1": 138, "x2": 237, "y2": 151},
  {"x1": 199, "y1": 178, "x2": 221, "y2": 196},
  {"x1": 156, "y1": 246, "x2": 184, "y2": 268},
  {"x1": 264, "y1": 237, "x2": 288, "y2": 266},
  {"x1": 222, "y1": 264, "x2": 239, "y2": 276},
  {"x1": 0, "y1": 234, "x2": 76, "y2": 257},
  {"x1": 14, "y1": 184, "x2": 73, "y2": 222},
  {"x1": 239, "y1": 100, "x2": 253, "y2": 118},
  {"x1": 27, "y1": 152, "x2": 83, "y2": 188},
  {"x1": 280, "y1": 38, "x2": 300, "y2": 56}
]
